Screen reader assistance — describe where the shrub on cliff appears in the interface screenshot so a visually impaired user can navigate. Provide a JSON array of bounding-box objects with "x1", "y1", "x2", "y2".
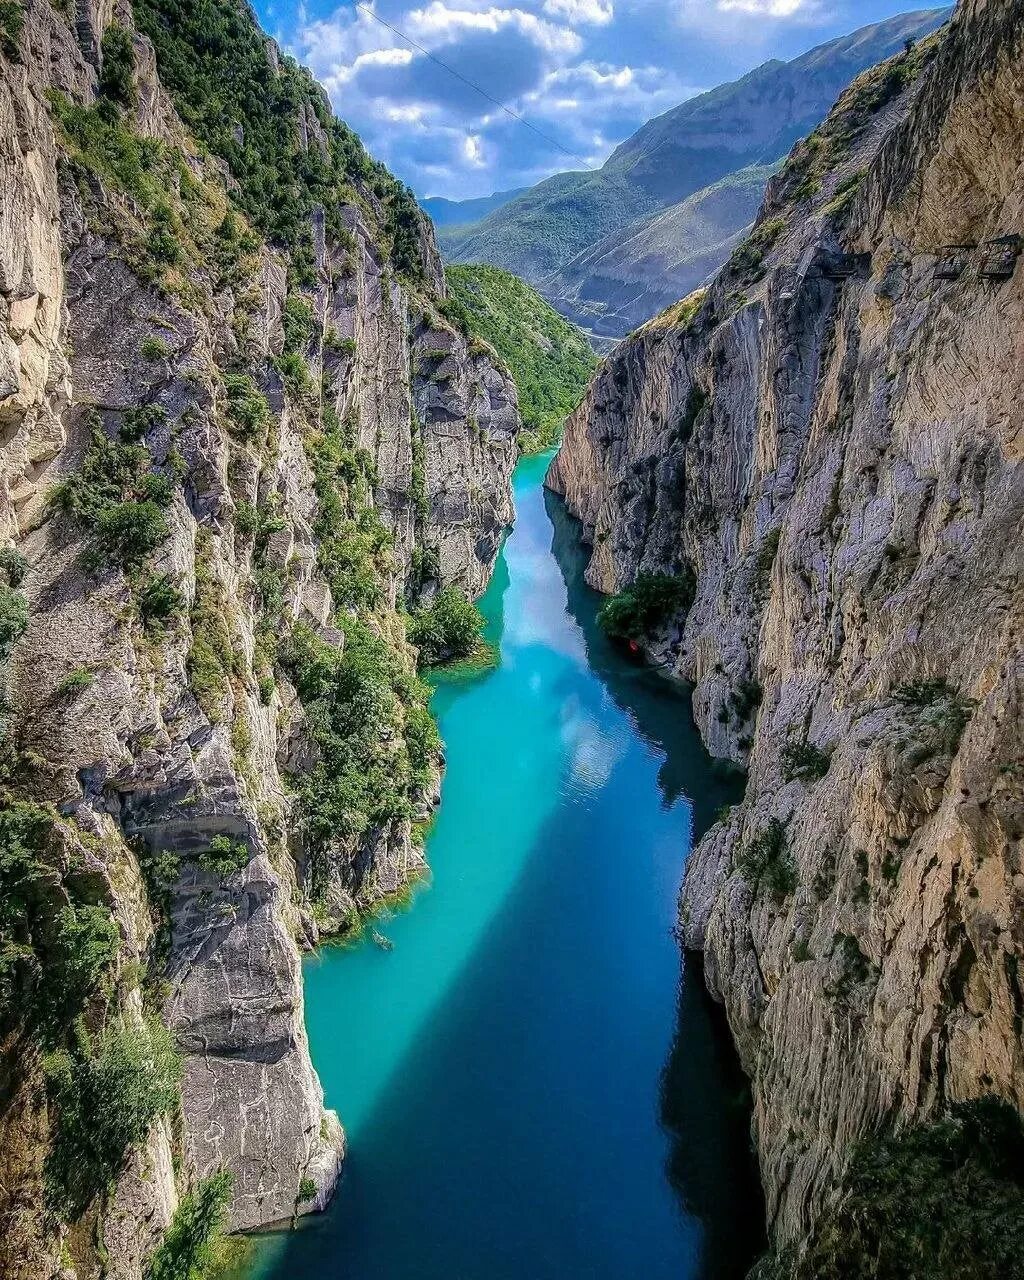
[
  {"x1": 755, "y1": 1099, "x2": 1024, "y2": 1280},
  {"x1": 45, "y1": 1016, "x2": 182, "y2": 1221},
  {"x1": 0, "y1": 802, "x2": 120, "y2": 1043},
  {"x1": 597, "y1": 569, "x2": 695, "y2": 644},
  {"x1": 407, "y1": 587, "x2": 485, "y2": 665},
  {"x1": 147, "y1": 1170, "x2": 237, "y2": 1280},
  {"x1": 736, "y1": 819, "x2": 796, "y2": 902}
]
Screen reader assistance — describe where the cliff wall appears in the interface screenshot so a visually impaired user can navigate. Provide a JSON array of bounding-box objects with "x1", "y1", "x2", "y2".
[
  {"x1": 550, "y1": 0, "x2": 1024, "y2": 1253},
  {"x1": 0, "y1": 0, "x2": 518, "y2": 1273}
]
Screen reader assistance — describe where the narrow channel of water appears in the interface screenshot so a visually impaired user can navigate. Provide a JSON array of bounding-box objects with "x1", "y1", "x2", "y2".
[{"x1": 245, "y1": 450, "x2": 763, "y2": 1280}]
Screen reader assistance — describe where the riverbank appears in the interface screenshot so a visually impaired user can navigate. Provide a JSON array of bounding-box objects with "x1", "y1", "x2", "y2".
[{"x1": 240, "y1": 451, "x2": 762, "y2": 1279}]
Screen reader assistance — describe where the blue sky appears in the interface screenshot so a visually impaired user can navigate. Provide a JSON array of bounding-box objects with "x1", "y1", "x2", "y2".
[{"x1": 254, "y1": 1, "x2": 940, "y2": 200}]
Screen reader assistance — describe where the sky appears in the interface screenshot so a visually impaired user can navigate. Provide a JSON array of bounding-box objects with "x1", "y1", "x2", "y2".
[{"x1": 253, "y1": 0, "x2": 941, "y2": 201}]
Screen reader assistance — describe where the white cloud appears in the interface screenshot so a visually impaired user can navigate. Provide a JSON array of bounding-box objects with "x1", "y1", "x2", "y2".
[
  {"x1": 462, "y1": 133, "x2": 486, "y2": 164},
  {"x1": 406, "y1": 2, "x2": 581, "y2": 54},
  {"x1": 543, "y1": 0, "x2": 614, "y2": 24},
  {"x1": 717, "y1": 0, "x2": 811, "y2": 14}
]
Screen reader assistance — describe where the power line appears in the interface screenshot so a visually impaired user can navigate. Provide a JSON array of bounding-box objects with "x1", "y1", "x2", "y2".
[{"x1": 355, "y1": 3, "x2": 597, "y2": 171}]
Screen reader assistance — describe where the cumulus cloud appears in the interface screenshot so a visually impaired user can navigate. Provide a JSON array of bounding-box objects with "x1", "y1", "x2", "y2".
[{"x1": 279, "y1": 0, "x2": 868, "y2": 199}]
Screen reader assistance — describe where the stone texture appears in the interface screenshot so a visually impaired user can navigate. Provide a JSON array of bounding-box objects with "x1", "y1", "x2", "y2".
[
  {"x1": 550, "y1": 0, "x2": 1024, "y2": 1252},
  {"x1": 0, "y1": 0, "x2": 519, "y2": 1274}
]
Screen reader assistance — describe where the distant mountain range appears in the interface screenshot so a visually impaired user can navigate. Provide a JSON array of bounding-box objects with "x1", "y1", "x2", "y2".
[
  {"x1": 422, "y1": 187, "x2": 527, "y2": 228},
  {"x1": 439, "y1": 8, "x2": 950, "y2": 343}
]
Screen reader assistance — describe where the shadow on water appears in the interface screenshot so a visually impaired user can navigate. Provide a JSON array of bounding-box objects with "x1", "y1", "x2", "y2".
[
  {"x1": 545, "y1": 482, "x2": 764, "y2": 1277},
  {"x1": 543, "y1": 483, "x2": 743, "y2": 832},
  {"x1": 245, "y1": 454, "x2": 763, "y2": 1280}
]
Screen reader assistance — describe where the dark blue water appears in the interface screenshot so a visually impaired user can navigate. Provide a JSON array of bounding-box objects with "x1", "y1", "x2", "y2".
[{"x1": 246, "y1": 452, "x2": 762, "y2": 1280}]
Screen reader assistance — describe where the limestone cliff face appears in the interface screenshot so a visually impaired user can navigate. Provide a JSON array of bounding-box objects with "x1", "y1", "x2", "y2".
[
  {"x1": 550, "y1": 0, "x2": 1024, "y2": 1252},
  {"x1": 0, "y1": 0, "x2": 518, "y2": 1274}
]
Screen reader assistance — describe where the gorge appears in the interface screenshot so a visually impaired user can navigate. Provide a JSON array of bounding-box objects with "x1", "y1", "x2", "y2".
[{"x1": 3, "y1": 0, "x2": 1024, "y2": 1276}]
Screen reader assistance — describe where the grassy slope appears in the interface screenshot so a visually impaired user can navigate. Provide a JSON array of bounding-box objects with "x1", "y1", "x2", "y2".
[{"x1": 444, "y1": 265, "x2": 596, "y2": 454}]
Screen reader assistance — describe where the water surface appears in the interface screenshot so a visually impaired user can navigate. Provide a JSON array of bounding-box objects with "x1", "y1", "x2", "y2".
[{"x1": 247, "y1": 451, "x2": 762, "y2": 1280}]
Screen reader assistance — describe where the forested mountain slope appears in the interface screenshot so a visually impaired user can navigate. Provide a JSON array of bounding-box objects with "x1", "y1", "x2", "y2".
[{"x1": 443, "y1": 9, "x2": 949, "y2": 341}]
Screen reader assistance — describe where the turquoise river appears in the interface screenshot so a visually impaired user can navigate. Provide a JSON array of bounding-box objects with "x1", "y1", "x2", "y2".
[{"x1": 246, "y1": 450, "x2": 763, "y2": 1280}]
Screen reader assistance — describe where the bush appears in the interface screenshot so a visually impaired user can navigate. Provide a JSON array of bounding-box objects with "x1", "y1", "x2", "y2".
[
  {"x1": 0, "y1": 0, "x2": 24, "y2": 59},
  {"x1": 197, "y1": 834, "x2": 250, "y2": 877},
  {"x1": 147, "y1": 1170, "x2": 235, "y2": 1280},
  {"x1": 187, "y1": 531, "x2": 236, "y2": 723},
  {"x1": 0, "y1": 544, "x2": 28, "y2": 587},
  {"x1": 597, "y1": 569, "x2": 695, "y2": 643},
  {"x1": 99, "y1": 24, "x2": 136, "y2": 108},
  {"x1": 45, "y1": 1016, "x2": 182, "y2": 1221},
  {"x1": 0, "y1": 583, "x2": 28, "y2": 661},
  {"x1": 138, "y1": 573, "x2": 184, "y2": 631},
  {"x1": 0, "y1": 802, "x2": 120, "y2": 1042},
  {"x1": 56, "y1": 668, "x2": 93, "y2": 699},
  {"x1": 759, "y1": 1099, "x2": 1024, "y2": 1280},
  {"x1": 894, "y1": 679, "x2": 974, "y2": 759},
  {"x1": 48, "y1": 417, "x2": 174, "y2": 570},
  {"x1": 141, "y1": 335, "x2": 171, "y2": 360},
  {"x1": 407, "y1": 587, "x2": 484, "y2": 665},
  {"x1": 728, "y1": 676, "x2": 762, "y2": 724},
  {"x1": 281, "y1": 619, "x2": 436, "y2": 893},
  {"x1": 297, "y1": 1175, "x2": 316, "y2": 1203},
  {"x1": 282, "y1": 294, "x2": 316, "y2": 354},
  {"x1": 781, "y1": 740, "x2": 830, "y2": 783},
  {"x1": 736, "y1": 819, "x2": 796, "y2": 902},
  {"x1": 223, "y1": 374, "x2": 272, "y2": 441}
]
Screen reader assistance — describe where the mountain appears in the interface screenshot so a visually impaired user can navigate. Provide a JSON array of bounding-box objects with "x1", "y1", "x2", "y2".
[
  {"x1": 443, "y1": 8, "x2": 950, "y2": 340},
  {"x1": 0, "y1": 0, "x2": 522, "y2": 1274},
  {"x1": 422, "y1": 186, "x2": 527, "y2": 228},
  {"x1": 444, "y1": 265, "x2": 597, "y2": 453},
  {"x1": 550, "y1": 162, "x2": 778, "y2": 341},
  {"x1": 549, "y1": 4, "x2": 1024, "y2": 1272}
]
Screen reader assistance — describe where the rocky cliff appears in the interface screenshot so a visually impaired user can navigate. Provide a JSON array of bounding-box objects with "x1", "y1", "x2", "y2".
[
  {"x1": 550, "y1": 0, "x2": 1024, "y2": 1265},
  {"x1": 0, "y1": 0, "x2": 518, "y2": 1275}
]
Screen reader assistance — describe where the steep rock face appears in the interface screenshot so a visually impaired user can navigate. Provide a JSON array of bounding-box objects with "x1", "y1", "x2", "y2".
[
  {"x1": 0, "y1": 0, "x2": 518, "y2": 1274},
  {"x1": 550, "y1": 0, "x2": 1024, "y2": 1251}
]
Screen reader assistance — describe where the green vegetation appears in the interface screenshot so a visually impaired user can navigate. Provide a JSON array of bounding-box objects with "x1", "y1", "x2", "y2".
[
  {"x1": 48, "y1": 413, "x2": 174, "y2": 571},
  {"x1": 147, "y1": 1170, "x2": 237, "y2": 1280},
  {"x1": 297, "y1": 1176, "x2": 317, "y2": 1203},
  {"x1": 187, "y1": 529, "x2": 237, "y2": 723},
  {"x1": 893, "y1": 678, "x2": 974, "y2": 762},
  {"x1": 197, "y1": 834, "x2": 250, "y2": 877},
  {"x1": 443, "y1": 265, "x2": 596, "y2": 453},
  {"x1": 781, "y1": 740, "x2": 831, "y2": 783},
  {"x1": 280, "y1": 619, "x2": 438, "y2": 901},
  {"x1": 98, "y1": 24, "x2": 137, "y2": 109},
  {"x1": 727, "y1": 216, "x2": 787, "y2": 282},
  {"x1": 0, "y1": 0, "x2": 24, "y2": 60},
  {"x1": 0, "y1": 801, "x2": 120, "y2": 1042},
  {"x1": 45, "y1": 1015, "x2": 181, "y2": 1220},
  {"x1": 138, "y1": 572, "x2": 184, "y2": 632},
  {"x1": 406, "y1": 587, "x2": 485, "y2": 666},
  {"x1": 141, "y1": 335, "x2": 171, "y2": 360},
  {"x1": 780, "y1": 34, "x2": 942, "y2": 211},
  {"x1": 597, "y1": 570, "x2": 695, "y2": 644},
  {"x1": 645, "y1": 287, "x2": 707, "y2": 335},
  {"x1": 754, "y1": 1100, "x2": 1024, "y2": 1280},
  {"x1": 728, "y1": 677, "x2": 763, "y2": 725},
  {"x1": 223, "y1": 374, "x2": 272, "y2": 443},
  {"x1": 56, "y1": 668, "x2": 94, "y2": 699},
  {"x1": 0, "y1": 582, "x2": 28, "y2": 662},
  {"x1": 0, "y1": 545, "x2": 28, "y2": 587},
  {"x1": 132, "y1": 0, "x2": 425, "y2": 276},
  {"x1": 736, "y1": 819, "x2": 796, "y2": 902}
]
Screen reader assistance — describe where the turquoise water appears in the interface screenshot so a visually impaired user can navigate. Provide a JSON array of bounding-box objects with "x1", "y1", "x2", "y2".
[{"x1": 247, "y1": 451, "x2": 762, "y2": 1280}]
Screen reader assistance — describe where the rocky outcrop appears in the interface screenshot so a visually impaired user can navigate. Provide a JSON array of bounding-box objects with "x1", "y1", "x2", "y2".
[
  {"x1": 0, "y1": 0, "x2": 518, "y2": 1274},
  {"x1": 550, "y1": 0, "x2": 1024, "y2": 1257}
]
